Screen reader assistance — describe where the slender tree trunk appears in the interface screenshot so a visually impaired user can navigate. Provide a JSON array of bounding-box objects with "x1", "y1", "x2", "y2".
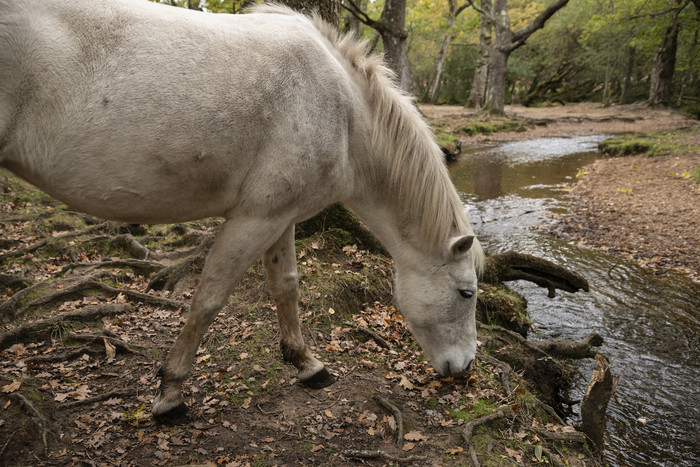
[
  {"x1": 466, "y1": 0, "x2": 493, "y2": 108},
  {"x1": 620, "y1": 46, "x2": 635, "y2": 104},
  {"x1": 677, "y1": 27, "x2": 697, "y2": 106},
  {"x1": 649, "y1": 9, "x2": 680, "y2": 106},
  {"x1": 426, "y1": 0, "x2": 465, "y2": 103}
]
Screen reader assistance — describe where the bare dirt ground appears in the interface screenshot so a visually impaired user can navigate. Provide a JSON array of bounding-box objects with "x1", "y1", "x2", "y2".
[{"x1": 424, "y1": 102, "x2": 700, "y2": 283}]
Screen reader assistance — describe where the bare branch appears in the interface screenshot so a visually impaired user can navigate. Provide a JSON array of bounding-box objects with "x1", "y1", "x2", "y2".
[
  {"x1": 510, "y1": 0, "x2": 570, "y2": 52},
  {"x1": 343, "y1": 0, "x2": 386, "y2": 33}
]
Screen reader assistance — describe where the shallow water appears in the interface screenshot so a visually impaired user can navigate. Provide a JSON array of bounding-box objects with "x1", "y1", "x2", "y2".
[{"x1": 450, "y1": 136, "x2": 700, "y2": 466}]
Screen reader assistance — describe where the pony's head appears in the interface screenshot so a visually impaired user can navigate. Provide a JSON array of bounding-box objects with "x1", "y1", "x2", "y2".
[{"x1": 394, "y1": 234, "x2": 481, "y2": 377}]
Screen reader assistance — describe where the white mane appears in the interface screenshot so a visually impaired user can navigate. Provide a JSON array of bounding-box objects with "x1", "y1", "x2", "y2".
[{"x1": 252, "y1": 4, "x2": 484, "y2": 269}]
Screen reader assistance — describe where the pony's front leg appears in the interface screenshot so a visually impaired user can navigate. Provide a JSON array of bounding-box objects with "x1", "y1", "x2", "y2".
[
  {"x1": 263, "y1": 225, "x2": 335, "y2": 388},
  {"x1": 152, "y1": 217, "x2": 287, "y2": 424}
]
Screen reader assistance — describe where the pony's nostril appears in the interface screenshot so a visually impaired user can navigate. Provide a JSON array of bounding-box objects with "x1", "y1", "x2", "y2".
[{"x1": 466, "y1": 359, "x2": 474, "y2": 372}]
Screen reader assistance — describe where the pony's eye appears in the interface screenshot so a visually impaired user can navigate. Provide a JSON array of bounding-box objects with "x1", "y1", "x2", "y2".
[{"x1": 458, "y1": 289, "x2": 475, "y2": 299}]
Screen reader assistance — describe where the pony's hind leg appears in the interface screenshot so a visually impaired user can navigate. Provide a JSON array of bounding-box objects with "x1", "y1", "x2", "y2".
[
  {"x1": 263, "y1": 225, "x2": 335, "y2": 389},
  {"x1": 152, "y1": 217, "x2": 288, "y2": 424}
]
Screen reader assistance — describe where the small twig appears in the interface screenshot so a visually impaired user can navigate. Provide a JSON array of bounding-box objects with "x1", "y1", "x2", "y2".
[
  {"x1": 374, "y1": 396, "x2": 404, "y2": 448},
  {"x1": 0, "y1": 432, "x2": 13, "y2": 458},
  {"x1": 346, "y1": 322, "x2": 390, "y2": 349},
  {"x1": 461, "y1": 410, "x2": 507, "y2": 467},
  {"x1": 61, "y1": 388, "x2": 134, "y2": 409},
  {"x1": 343, "y1": 449, "x2": 427, "y2": 463}
]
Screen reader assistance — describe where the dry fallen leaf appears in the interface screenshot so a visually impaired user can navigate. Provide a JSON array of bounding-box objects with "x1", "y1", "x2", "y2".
[
  {"x1": 398, "y1": 376, "x2": 414, "y2": 390},
  {"x1": 104, "y1": 338, "x2": 117, "y2": 359},
  {"x1": 2, "y1": 380, "x2": 21, "y2": 393},
  {"x1": 404, "y1": 430, "x2": 427, "y2": 442},
  {"x1": 402, "y1": 442, "x2": 416, "y2": 452},
  {"x1": 446, "y1": 447, "x2": 464, "y2": 455},
  {"x1": 505, "y1": 447, "x2": 524, "y2": 463},
  {"x1": 311, "y1": 444, "x2": 324, "y2": 452}
]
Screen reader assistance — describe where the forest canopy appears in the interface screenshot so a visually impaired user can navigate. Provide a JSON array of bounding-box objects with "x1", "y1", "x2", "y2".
[{"x1": 153, "y1": 0, "x2": 699, "y2": 114}]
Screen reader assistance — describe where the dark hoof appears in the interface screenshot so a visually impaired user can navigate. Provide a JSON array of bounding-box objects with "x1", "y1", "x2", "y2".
[
  {"x1": 153, "y1": 402, "x2": 189, "y2": 425},
  {"x1": 301, "y1": 368, "x2": 336, "y2": 389}
]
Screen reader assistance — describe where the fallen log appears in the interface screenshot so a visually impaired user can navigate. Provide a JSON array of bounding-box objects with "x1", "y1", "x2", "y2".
[{"x1": 483, "y1": 251, "x2": 589, "y2": 297}]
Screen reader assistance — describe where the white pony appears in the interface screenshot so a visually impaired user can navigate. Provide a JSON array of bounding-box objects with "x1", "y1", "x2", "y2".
[{"x1": 0, "y1": 0, "x2": 484, "y2": 422}]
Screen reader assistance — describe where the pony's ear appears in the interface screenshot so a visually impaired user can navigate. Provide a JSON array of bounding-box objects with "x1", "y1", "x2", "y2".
[{"x1": 444, "y1": 235, "x2": 475, "y2": 262}]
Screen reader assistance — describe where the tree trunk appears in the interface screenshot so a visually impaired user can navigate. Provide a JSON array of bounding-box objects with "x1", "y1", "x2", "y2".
[
  {"x1": 379, "y1": 0, "x2": 412, "y2": 93},
  {"x1": 426, "y1": 0, "x2": 465, "y2": 103},
  {"x1": 482, "y1": 0, "x2": 569, "y2": 114},
  {"x1": 466, "y1": 0, "x2": 493, "y2": 108},
  {"x1": 649, "y1": 9, "x2": 680, "y2": 106},
  {"x1": 483, "y1": 0, "x2": 511, "y2": 114},
  {"x1": 279, "y1": 0, "x2": 341, "y2": 28},
  {"x1": 344, "y1": 0, "x2": 365, "y2": 35},
  {"x1": 344, "y1": 0, "x2": 412, "y2": 92}
]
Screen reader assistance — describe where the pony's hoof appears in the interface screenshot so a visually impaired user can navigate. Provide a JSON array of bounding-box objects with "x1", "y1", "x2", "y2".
[
  {"x1": 153, "y1": 402, "x2": 189, "y2": 425},
  {"x1": 301, "y1": 368, "x2": 335, "y2": 389}
]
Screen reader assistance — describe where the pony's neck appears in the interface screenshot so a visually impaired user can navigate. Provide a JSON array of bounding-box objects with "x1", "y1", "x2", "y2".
[{"x1": 346, "y1": 188, "x2": 438, "y2": 268}]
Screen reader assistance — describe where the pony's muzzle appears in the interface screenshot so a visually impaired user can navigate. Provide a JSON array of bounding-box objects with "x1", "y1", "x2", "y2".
[{"x1": 441, "y1": 357, "x2": 474, "y2": 378}]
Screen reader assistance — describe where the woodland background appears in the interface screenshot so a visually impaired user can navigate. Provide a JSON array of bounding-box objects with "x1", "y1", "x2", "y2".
[{"x1": 154, "y1": 0, "x2": 700, "y2": 116}]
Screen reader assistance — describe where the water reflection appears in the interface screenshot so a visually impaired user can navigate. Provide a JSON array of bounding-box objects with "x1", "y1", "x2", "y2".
[{"x1": 451, "y1": 136, "x2": 700, "y2": 467}]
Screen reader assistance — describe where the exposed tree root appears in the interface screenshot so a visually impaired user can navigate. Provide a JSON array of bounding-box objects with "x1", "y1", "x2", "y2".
[
  {"x1": 533, "y1": 427, "x2": 587, "y2": 444},
  {"x1": 461, "y1": 409, "x2": 507, "y2": 467},
  {"x1": 146, "y1": 234, "x2": 214, "y2": 292},
  {"x1": 0, "y1": 303, "x2": 133, "y2": 348},
  {"x1": 0, "y1": 222, "x2": 109, "y2": 262},
  {"x1": 481, "y1": 354, "x2": 513, "y2": 395},
  {"x1": 374, "y1": 396, "x2": 404, "y2": 448},
  {"x1": 9, "y1": 391, "x2": 52, "y2": 452},
  {"x1": 478, "y1": 322, "x2": 603, "y2": 361},
  {"x1": 542, "y1": 445, "x2": 567, "y2": 467},
  {"x1": 483, "y1": 251, "x2": 589, "y2": 297},
  {"x1": 529, "y1": 332, "x2": 604, "y2": 359},
  {"x1": 2, "y1": 275, "x2": 184, "y2": 320},
  {"x1": 60, "y1": 259, "x2": 165, "y2": 276},
  {"x1": 0, "y1": 273, "x2": 35, "y2": 290},
  {"x1": 109, "y1": 234, "x2": 163, "y2": 260},
  {"x1": 342, "y1": 449, "x2": 427, "y2": 463}
]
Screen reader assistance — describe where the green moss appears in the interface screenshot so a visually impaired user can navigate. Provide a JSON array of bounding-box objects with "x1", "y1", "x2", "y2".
[
  {"x1": 599, "y1": 128, "x2": 698, "y2": 157},
  {"x1": 477, "y1": 283, "x2": 530, "y2": 335},
  {"x1": 458, "y1": 121, "x2": 526, "y2": 136}
]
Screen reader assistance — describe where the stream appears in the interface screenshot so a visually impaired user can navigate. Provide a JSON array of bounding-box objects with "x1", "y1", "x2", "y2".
[{"x1": 450, "y1": 136, "x2": 700, "y2": 466}]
